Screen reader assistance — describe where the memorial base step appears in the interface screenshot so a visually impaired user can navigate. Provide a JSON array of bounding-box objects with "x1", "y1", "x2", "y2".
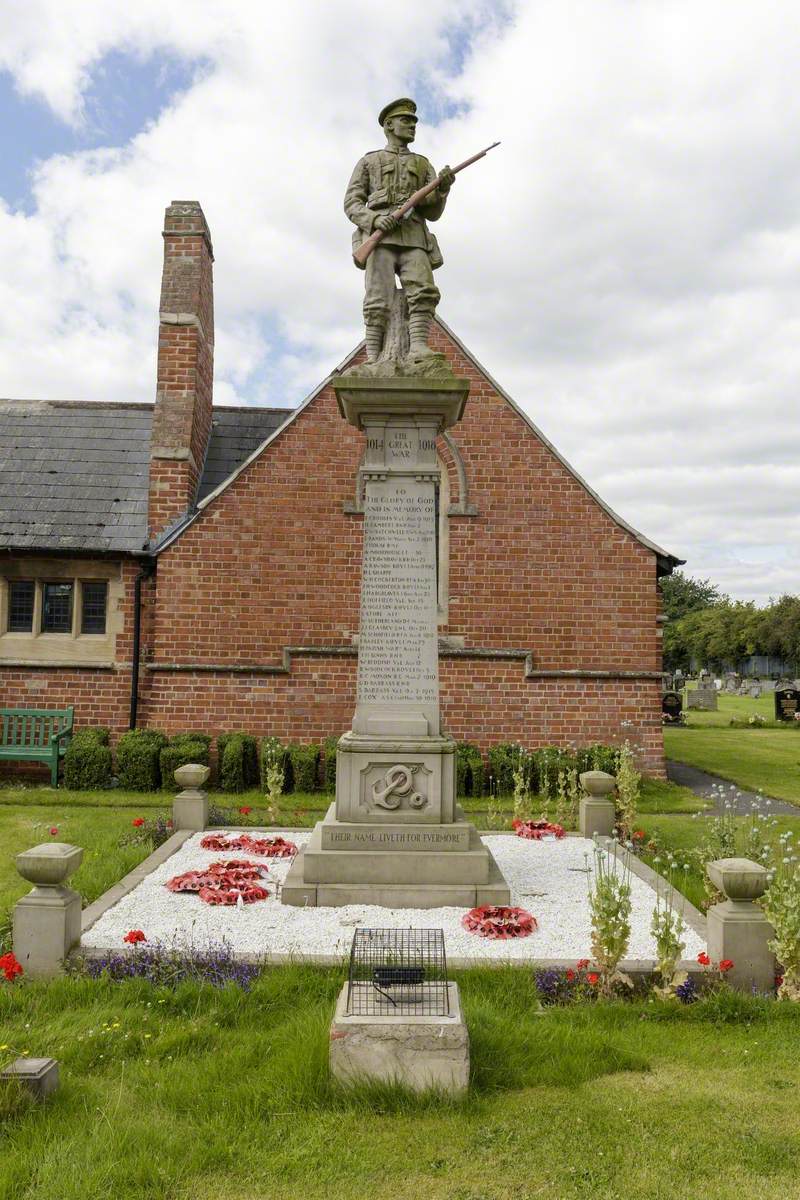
[
  {"x1": 280, "y1": 844, "x2": 511, "y2": 909},
  {"x1": 301, "y1": 822, "x2": 492, "y2": 885}
]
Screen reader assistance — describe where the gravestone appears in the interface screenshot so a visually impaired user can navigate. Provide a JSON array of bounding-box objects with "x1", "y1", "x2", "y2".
[
  {"x1": 748, "y1": 684, "x2": 762, "y2": 699},
  {"x1": 774, "y1": 687, "x2": 800, "y2": 722},
  {"x1": 282, "y1": 376, "x2": 510, "y2": 907},
  {"x1": 662, "y1": 691, "x2": 683, "y2": 723},
  {"x1": 686, "y1": 686, "x2": 718, "y2": 711}
]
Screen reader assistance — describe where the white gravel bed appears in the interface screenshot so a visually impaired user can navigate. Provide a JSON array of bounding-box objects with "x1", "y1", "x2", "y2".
[{"x1": 81, "y1": 831, "x2": 705, "y2": 962}]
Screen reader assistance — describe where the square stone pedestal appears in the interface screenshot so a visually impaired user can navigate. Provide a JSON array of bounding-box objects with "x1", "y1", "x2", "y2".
[
  {"x1": 13, "y1": 888, "x2": 81, "y2": 979},
  {"x1": 329, "y1": 981, "x2": 469, "y2": 1094},
  {"x1": 283, "y1": 730, "x2": 510, "y2": 907},
  {"x1": 282, "y1": 804, "x2": 510, "y2": 908}
]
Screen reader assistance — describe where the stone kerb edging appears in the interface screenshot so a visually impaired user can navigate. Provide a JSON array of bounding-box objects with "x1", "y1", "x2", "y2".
[
  {"x1": 72, "y1": 826, "x2": 708, "y2": 976},
  {"x1": 79, "y1": 830, "x2": 193, "y2": 935}
]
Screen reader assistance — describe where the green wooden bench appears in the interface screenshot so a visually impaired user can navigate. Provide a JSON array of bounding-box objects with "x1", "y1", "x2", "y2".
[{"x1": 0, "y1": 707, "x2": 74, "y2": 787}]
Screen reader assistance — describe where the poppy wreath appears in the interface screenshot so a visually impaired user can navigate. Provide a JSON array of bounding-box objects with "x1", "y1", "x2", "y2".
[
  {"x1": 461, "y1": 905, "x2": 538, "y2": 939},
  {"x1": 199, "y1": 833, "x2": 298, "y2": 857},
  {"x1": 166, "y1": 859, "x2": 271, "y2": 905},
  {"x1": 512, "y1": 819, "x2": 566, "y2": 840}
]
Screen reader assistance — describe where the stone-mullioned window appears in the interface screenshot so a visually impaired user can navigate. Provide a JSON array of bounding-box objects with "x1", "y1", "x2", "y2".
[{"x1": 0, "y1": 562, "x2": 121, "y2": 666}]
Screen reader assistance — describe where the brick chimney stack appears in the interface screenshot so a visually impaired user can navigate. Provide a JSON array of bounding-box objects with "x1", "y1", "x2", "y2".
[{"x1": 148, "y1": 200, "x2": 215, "y2": 541}]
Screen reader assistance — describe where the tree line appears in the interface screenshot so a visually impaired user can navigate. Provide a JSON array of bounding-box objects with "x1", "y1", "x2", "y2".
[{"x1": 660, "y1": 572, "x2": 800, "y2": 673}]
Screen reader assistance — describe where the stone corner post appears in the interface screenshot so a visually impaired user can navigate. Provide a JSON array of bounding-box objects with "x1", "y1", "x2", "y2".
[
  {"x1": 13, "y1": 843, "x2": 84, "y2": 979},
  {"x1": 578, "y1": 770, "x2": 616, "y2": 838},
  {"x1": 172, "y1": 763, "x2": 210, "y2": 831},
  {"x1": 706, "y1": 857, "x2": 776, "y2": 993}
]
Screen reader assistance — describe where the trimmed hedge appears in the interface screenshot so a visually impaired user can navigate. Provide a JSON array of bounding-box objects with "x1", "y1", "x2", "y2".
[
  {"x1": 63, "y1": 727, "x2": 112, "y2": 790},
  {"x1": 487, "y1": 743, "x2": 622, "y2": 796},
  {"x1": 487, "y1": 743, "x2": 530, "y2": 796},
  {"x1": 169, "y1": 732, "x2": 212, "y2": 752},
  {"x1": 160, "y1": 735, "x2": 210, "y2": 790},
  {"x1": 288, "y1": 743, "x2": 320, "y2": 793},
  {"x1": 217, "y1": 733, "x2": 259, "y2": 793},
  {"x1": 323, "y1": 736, "x2": 339, "y2": 794},
  {"x1": 455, "y1": 742, "x2": 486, "y2": 798},
  {"x1": 116, "y1": 729, "x2": 168, "y2": 791}
]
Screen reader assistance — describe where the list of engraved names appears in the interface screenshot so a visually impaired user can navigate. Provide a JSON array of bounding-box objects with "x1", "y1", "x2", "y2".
[{"x1": 357, "y1": 478, "x2": 438, "y2": 706}]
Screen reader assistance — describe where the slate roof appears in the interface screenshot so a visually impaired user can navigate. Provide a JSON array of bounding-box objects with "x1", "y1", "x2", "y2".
[
  {"x1": 196, "y1": 406, "x2": 289, "y2": 502},
  {"x1": 0, "y1": 401, "x2": 291, "y2": 555}
]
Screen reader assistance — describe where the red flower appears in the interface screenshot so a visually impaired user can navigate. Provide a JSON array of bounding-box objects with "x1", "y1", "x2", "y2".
[
  {"x1": 576, "y1": 958, "x2": 590, "y2": 970},
  {"x1": 49, "y1": 827, "x2": 58, "y2": 836},
  {"x1": 132, "y1": 818, "x2": 145, "y2": 827},
  {"x1": 719, "y1": 959, "x2": 734, "y2": 973},
  {"x1": 587, "y1": 972, "x2": 600, "y2": 986},
  {"x1": 0, "y1": 952, "x2": 23, "y2": 982},
  {"x1": 123, "y1": 930, "x2": 147, "y2": 945},
  {"x1": 633, "y1": 830, "x2": 646, "y2": 840},
  {"x1": 775, "y1": 975, "x2": 784, "y2": 988},
  {"x1": 697, "y1": 952, "x2": 710, "y2": 966},
  {"x1": 566, "y1": 968, "x2": 576, "y2": 981},
  {"x1": 239, "y1": 806, "x2": 252, "y2": 815},
  {"x1": 166, "y1": 819, "x2": 173, "y2": 828}
]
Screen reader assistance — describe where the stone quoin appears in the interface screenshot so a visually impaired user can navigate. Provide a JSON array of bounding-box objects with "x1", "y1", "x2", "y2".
[{"x1": 0, "y1": 200, "x2": 681, "y2": 775}]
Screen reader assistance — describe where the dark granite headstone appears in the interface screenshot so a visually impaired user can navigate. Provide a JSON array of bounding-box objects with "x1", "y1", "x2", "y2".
[
  {"x1": 774, "y1": 688, "x2": 800, "y2": 722},
  {"x1": 662, "y1": 692, "x2": 683, "y2": 723}
]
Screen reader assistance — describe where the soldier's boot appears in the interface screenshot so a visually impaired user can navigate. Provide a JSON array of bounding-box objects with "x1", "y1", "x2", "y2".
[
  {"x1": 408, "y1": 311, "x2": 436, "y2": 358},
  {"x1": 364, "y1": 322, "x2": 385, "y2": 363}
]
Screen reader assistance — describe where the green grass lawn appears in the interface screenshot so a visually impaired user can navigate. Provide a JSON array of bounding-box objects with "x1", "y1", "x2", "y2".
[
  {"x1": 665, "y1": 727, "x2": 800, "y2": 804},
  {"x1": 664, "y1": 690, "x2": 800, "y2": 805},
  {"x1": 677, "y1": 689, "x2": 779, "y2": 728},
  {"x1": 2, "y1": 966, "x2": 800, "y2": 1200},
  {"x1": 635, "y1": 811, "x2": 800, "y2": 910}
]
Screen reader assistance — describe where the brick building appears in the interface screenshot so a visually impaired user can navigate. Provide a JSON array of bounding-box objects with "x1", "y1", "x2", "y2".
[{"x1": 0, "y1": 201, "x2": 679, "y2": 776}]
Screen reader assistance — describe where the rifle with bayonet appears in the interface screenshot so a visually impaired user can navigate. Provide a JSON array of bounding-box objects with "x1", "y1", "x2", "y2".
[{"x1": 352, "y1": 140, "x2": 500, "y2": 267}]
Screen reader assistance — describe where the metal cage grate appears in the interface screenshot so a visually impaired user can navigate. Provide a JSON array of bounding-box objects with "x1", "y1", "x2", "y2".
[{"x1": 346, "y1": 927, "x2": 450, "y2": 1016}]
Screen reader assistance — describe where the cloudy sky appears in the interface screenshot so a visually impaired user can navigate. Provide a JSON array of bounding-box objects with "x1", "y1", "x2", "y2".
[{"x1": 1, "y1": 0, "x2": 798, "y2": 604}]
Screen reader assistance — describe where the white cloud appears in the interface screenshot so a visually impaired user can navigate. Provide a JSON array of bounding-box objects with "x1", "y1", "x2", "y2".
[{"x1": 0, "y1": 0, "x2": 799, "y2": 603}]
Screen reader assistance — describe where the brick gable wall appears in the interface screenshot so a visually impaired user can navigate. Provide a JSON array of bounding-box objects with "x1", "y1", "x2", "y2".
[{"x1": 143, "y1": 324, "x2": 665, "y2": 774}]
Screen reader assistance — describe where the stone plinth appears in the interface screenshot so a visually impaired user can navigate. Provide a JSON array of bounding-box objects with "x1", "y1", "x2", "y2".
[
  {"x1": 172, "y1": 763, "x2": 210, "y2": 831},
  {"x1": 706, "y1": 857, "x2": 776, "y2": 994},
  {"x1": 578, "y1": 770, "x2": 616, "y2": 838},
  {"x1": 282, "y1": 374, "x2": 510, "y2": 909},
  {"x1": 13, "y1": 843, "x2": 83, "y2": 979},
  {"x1": 329, "y1": 981, "x2": 469, "y2": 1094},
  {"x1": 1, "y1": 1057, "x2": 60, "y2": 1101}
]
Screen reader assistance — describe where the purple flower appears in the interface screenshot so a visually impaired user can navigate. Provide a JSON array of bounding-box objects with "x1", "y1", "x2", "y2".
[{"x1": 675, "y1": 976, "x2": 698, "y2": 1004}]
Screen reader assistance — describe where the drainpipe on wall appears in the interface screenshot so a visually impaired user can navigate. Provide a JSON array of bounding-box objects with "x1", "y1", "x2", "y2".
[{"x1": 129, "y1": 560, "x2": 155, "y2": 729}]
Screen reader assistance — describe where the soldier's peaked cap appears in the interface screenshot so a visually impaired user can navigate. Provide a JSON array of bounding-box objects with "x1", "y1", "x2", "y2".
[{"x1": 378, "y1": 97, "x2": 418, "y2": 126}]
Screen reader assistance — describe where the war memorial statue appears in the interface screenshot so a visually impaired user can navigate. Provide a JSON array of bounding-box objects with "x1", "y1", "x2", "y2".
[
  {"x1": 281, "y1": 102, "x2": 509, "y2": 907},
  {"x1": 344, "y1": 97, "x2": 498, "y2": 373}
]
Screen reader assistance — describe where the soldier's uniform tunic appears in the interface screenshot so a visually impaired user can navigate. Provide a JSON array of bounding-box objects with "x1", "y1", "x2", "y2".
[{"x1": 344, "y1": 146, "x2": 448, "y2": 328}]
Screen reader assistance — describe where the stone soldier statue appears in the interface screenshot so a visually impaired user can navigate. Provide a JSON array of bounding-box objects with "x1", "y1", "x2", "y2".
[{"x1": 345, "y1": 98, "x2": 455, "y2": 364}]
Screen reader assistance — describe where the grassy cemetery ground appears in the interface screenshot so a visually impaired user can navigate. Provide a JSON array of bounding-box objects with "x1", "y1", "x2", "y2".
[
  {"x1": 664, "y1": 691, "x2": 800, "y2": 806},
  {"x1": 2, "y1": 967, "x2": 800, "y2": 1200},
  {"x1": 2, "y1": 769, "x2": 800, "y2": 1200}
]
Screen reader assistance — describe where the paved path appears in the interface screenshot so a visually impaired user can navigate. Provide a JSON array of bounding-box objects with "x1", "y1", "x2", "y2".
[{"x1": 666, "y1": 759, "x2": 798, "y2": 815}]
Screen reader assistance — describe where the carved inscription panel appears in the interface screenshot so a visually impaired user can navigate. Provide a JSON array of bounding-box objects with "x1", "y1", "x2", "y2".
[{"x1": 357, "y1": 476, "x2": 439, "y2": 710}]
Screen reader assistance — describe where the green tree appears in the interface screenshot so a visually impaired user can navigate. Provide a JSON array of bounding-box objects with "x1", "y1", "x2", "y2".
[{"x1": 659, "y1": 571, "x2": 725, "y2": 622}]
